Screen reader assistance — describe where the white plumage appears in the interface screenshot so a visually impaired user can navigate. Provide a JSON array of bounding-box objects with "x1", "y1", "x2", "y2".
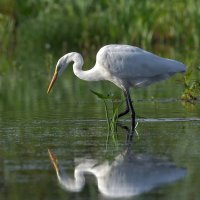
[{"x1": 95, "y1": 45, "x2": 185, "y2": 89}]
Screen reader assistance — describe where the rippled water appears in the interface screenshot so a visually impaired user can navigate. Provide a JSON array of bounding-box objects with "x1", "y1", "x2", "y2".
[{"x1": 0, "y1": 73, "x2": 200, "y2": 199}]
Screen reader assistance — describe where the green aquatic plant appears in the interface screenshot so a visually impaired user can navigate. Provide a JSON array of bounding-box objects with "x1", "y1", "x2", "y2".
[
  {"x1": 181, "y1": 70, "x2": 200, "y2": 102},
  {"x1": 90, "y1": 90, "x2": 122, "y2": 134}
]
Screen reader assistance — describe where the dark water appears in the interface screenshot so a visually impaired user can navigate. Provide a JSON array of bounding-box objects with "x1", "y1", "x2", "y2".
[{"x1": 0, "y1": 68, "x2": 200, "y2": 200}]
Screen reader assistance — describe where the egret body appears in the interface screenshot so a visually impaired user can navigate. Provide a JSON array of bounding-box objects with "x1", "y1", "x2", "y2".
[{"x1": 47, "y1": 45, "x2": 186, "y2": 127}]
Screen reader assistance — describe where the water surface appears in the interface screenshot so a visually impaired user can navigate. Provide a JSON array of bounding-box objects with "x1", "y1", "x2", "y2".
[{"x1": 0, "y1": 63, "x2": 200, "y2": 200}]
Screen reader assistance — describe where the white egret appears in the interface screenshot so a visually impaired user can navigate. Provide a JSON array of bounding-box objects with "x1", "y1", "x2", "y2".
[
  {"x1": 48, "y1": 149, "x2": 186, "y2": 198},
  {"x1": 47, "y1": 45, "x2": 186, "y2": 127}
]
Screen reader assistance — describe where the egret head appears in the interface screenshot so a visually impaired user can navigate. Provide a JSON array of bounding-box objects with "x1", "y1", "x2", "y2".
[{"x1": 47, "y1": 55, "x2": 69, "y2": 94}]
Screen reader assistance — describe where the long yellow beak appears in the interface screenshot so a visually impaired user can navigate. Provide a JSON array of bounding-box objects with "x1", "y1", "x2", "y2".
[
  {"x1": 48, "y1": 149, "x2": 61, "y2": 176},
  {"x1": 47, "y1": 71, "x2": 58, "y2": 94}
]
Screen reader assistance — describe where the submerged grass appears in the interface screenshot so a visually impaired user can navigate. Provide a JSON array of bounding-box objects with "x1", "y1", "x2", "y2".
[{"x1": 90, "y1": 90, "x2": 123, "y2": 144}]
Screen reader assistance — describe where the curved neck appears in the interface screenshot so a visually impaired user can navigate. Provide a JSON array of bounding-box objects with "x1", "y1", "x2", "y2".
[
  {"x1": 69, "y1": 53, "x2": 103, "y2": 81},
  {"x1": 57, "y1": 168, "x2": 86, "y2": 192}
]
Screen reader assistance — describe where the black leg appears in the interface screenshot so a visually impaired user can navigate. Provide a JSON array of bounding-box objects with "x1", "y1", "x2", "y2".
[
  {"x1": 126, "y1": 90, "x2": 136, "y2": 129},
  {"x1": 118, "y1": 92, "x2": 130, "y2": 118},
  {"x1": 117, "y1": 90, "x2": 136, "y2": 129},
  {"x1": 117, "y1": 123, "x2": 135, "y2": 146}
]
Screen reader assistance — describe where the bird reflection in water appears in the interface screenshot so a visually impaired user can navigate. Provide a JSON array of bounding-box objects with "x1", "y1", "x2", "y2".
[{"x1": 48, "y1": 126, "x2": 186, "y2": 198}]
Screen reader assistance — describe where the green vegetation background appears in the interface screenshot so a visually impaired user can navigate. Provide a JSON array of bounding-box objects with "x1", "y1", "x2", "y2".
[{"x1": 0, "y1": 0, "x2": 200, "y2": 100}]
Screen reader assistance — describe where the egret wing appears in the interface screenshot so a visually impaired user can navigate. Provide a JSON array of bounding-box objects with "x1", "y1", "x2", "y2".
[{"x1": 96, "y1": 45, "x2": 185, "y2": 87}]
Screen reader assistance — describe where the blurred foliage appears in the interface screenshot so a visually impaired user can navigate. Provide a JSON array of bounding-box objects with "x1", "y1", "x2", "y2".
[
  {"x1": 0, "y1": 0, "x2": 199, "y2": 99},
  {"x1": 0, "y1": 0, "x2": 200, "y2": 57}
]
